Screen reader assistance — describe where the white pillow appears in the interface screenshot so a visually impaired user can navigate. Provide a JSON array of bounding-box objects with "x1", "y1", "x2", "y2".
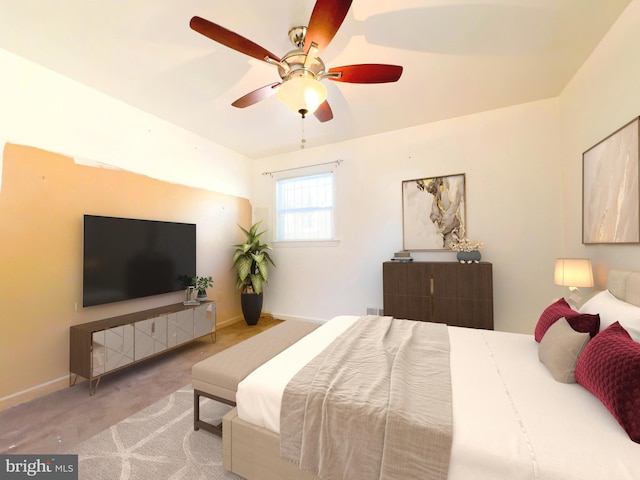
[{"x1": 579, "y1": 290, "x2": 640, "y2": 342}]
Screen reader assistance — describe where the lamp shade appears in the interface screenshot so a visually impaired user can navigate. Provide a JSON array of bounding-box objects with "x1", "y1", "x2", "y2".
[
  {"x1": 277, "y1": 76, "x2": 327, "y2": 116},
  {"x1": 554, "y1": 258, "x2": 594, "y2": 288}
]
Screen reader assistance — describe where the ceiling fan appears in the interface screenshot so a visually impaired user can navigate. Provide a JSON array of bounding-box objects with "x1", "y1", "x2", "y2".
[{"x1": 189, "y1": 0, "x2": 403, "y2": 122}]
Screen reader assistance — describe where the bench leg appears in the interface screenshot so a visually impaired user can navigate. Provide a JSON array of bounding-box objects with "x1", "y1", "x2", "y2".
[{"x1": 193, "y1": 389, "x2": 236, "y2": 436}]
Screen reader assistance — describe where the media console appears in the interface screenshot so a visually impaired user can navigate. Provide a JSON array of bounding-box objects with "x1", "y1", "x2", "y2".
[{"x1": 70, "y1": 301, "x2": 215, "y2": 394}]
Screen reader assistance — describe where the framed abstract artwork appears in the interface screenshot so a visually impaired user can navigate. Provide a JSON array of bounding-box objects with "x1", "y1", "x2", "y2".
[
  {"x1": 402, "y1": 173, "x2": 466, "y2": 250},
  {"x1": 583, "y1": 118, "x2": 640, "y2": 244}
]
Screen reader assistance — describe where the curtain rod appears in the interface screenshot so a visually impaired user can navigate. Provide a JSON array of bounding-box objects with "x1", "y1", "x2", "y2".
[{"x1": 261, "y1": 159, "x2": 343, "y2": 177}]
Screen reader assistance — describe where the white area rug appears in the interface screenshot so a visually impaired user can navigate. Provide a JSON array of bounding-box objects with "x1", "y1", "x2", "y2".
[{"x1": 71, "y1": 386, "x2": 243, "y2": 480}]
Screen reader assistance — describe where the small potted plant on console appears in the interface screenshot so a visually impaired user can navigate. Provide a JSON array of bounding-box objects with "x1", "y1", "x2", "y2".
[{"x1": 194, "y1": 275, "x2": 213, "y2": 301}]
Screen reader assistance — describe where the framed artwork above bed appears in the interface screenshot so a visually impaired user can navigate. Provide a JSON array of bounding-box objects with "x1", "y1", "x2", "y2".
[
  {"x1": 402, "y1": 173, "x2": 466, "y2": 250},
  {"x1": 583, "y1": 117, "x2": 640, "y2": 244}
]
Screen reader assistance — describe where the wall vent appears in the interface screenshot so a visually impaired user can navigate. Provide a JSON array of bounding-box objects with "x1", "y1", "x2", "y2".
[{"x1": 366, "y1": 306, "x2": 384, "y2": 316}]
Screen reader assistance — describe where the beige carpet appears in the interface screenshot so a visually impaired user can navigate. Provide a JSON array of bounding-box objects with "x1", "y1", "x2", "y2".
[{"x1": 69, "y1": 385, "x2": 244, "y2": 480}]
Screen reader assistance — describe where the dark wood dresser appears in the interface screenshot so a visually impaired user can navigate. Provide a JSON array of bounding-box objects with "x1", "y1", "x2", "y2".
[{"x1": 383, "y1": 261, "x2": 493, "y2": 329}]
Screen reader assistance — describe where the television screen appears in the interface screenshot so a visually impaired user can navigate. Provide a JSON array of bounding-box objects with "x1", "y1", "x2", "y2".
[{"x1": 83, "y1": 215, "x2": 196, "y2": 307}]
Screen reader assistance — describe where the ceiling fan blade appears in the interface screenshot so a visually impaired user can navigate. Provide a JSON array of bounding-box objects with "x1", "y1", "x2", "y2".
[
  {"x1": 328, "y1": 64, "x2": 403, "y2": 83},
  {"x1": 190, "y1": 16, "x2": 281, "y2": 63},
  {"x1": 231, "y1": 82, "x2": 281, "y2": 108},
  {"x1": 304, "y1": 0, "x2": 353, "y2": 53},
  {"x1": 314, "y1": 100, "x2": 333, "y2": 122}
]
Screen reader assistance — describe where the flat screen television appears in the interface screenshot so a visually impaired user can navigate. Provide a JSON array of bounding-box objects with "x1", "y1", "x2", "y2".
[{"x1": 83, "y1": 215, "x2": 196, "y2": 307}]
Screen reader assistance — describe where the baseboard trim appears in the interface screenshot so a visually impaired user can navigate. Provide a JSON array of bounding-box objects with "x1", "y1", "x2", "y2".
[
  {"x1": 0, "y1": 375, "x2": 69, "y2": 411},
  {"x1": 270, "y1": 313, "x2": 327, "y2": 324},
  {"x1": 216, "y1": 315, "x2": 244, "y2": 330}
]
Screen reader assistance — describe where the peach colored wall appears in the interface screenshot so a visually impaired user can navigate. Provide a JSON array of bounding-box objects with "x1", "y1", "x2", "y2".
[{"x1": 0, "y1": 143, "x2": 250, "y2": 409}]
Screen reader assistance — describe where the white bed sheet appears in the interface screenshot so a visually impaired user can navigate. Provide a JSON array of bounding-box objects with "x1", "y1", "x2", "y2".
[
  {"x1": 236, "y1": 316, "x2": 640, "y2": 480},
  {"x1": 236, "y1": 315, "x2": 359, "y2": 433}
]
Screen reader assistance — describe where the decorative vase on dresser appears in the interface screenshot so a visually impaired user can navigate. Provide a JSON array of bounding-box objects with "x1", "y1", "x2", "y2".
[{"x1": 456, "y1": 250, "x2": 482, "y2": 263}]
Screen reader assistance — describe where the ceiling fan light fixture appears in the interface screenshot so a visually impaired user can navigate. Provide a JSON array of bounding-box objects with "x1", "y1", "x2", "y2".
[{"x1": 277, "y1": 75, "x2": 327, "y2": 117}]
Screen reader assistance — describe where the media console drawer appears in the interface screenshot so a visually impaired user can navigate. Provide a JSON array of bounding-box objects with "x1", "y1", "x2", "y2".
[{"x1": 70, "y1": 301, "x2": 215, "y2": 394}]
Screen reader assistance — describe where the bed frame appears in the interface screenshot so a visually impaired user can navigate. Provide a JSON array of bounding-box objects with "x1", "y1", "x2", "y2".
[
  {"x1": 223, "y1": 409, "x2": 318, "y2": 480},
  {"x1": 605, "y1": 269, "x2": 640, "y2": 306},
  {"x1": 221, "y1": 269, "x2": 640, "y2": 480}
]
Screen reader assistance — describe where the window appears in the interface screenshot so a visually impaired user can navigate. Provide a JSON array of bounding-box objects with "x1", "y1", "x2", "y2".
[{"x1": 276, "y1": 171, "x2": 335, "y2": 241}]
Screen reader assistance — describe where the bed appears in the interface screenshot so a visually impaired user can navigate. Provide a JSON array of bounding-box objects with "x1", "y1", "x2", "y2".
[{"x1": 222, "y1": 269, "x2": 640, "y2": 479}]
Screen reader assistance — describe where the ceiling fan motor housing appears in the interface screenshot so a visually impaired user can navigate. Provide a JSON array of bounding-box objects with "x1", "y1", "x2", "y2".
[
  {"x1": 277, "y1": 26, "x2": 327, "y2": 82},
  {"x1": 278, "y1": 50, "x2": 326, "y2": 81}
]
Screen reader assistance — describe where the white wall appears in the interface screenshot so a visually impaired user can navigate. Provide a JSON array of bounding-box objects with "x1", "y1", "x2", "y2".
[
  {"x1": 252, "y1": 99, "x2": 564, "y2": 333},
  {"x1": 559, "y1": 0, "x2": 640, "y2": 285},
  {"x1": 0, "y1": 48, "x2": 251, "y2": 198}
]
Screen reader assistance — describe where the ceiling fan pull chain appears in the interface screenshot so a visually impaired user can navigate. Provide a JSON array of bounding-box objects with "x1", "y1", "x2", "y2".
[{"x1": 300, "y1": 116, "x2": 307, "y2": 149}]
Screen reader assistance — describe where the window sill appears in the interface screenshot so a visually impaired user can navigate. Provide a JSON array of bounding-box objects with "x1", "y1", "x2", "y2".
[{"x1": 273, "y1": 240, "x2": 340, "y2": 248}]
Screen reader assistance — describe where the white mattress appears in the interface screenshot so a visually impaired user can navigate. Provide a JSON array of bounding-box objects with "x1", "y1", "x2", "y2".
[{"x1": 236, "y1": 316, "x2": 640, "y2": 480}]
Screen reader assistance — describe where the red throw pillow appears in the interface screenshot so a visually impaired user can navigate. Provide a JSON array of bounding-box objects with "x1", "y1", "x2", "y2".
[
  {"x1": 534, "y1": 298, "x2": 600, "y2": 342},
  {"x1": 575, "y1": 322, "x2": 640, "y2": 443}
]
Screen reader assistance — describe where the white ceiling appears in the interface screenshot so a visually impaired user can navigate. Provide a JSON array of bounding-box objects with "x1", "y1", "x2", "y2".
[{"x1": 0, "y1": 0, "x2": 631, "y2": 159}]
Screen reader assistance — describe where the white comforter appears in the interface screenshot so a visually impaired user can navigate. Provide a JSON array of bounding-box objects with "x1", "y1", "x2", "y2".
[{"x1": 236, "y1": 316, "x2": 640, "y2": 480}]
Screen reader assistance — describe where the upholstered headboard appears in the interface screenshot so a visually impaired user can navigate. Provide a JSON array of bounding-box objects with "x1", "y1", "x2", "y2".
[{"x1": 606, "y1": 269, "x2": 640, "y2": 307}]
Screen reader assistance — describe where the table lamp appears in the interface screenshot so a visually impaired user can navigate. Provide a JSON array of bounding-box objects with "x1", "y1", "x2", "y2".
[{"x1": 554, "y1": 258, "x2": 594, "y2": 306}]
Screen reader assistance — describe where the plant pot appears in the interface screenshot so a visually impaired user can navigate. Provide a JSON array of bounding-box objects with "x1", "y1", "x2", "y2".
[
  {"x1": 196, "y1": 291, "x2": 208, "y2": 301},
  {"x1": 241, "y1": 292, "x2": 263, "y2": 326},
  {"x1": 456, "y1": 250, "x2": 481, "y2": 263}
]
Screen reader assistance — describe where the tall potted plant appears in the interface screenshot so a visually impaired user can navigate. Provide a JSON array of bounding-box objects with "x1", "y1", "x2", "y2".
[{"x1": 232, "y1": 221, "x2": 275, "y2": 325}]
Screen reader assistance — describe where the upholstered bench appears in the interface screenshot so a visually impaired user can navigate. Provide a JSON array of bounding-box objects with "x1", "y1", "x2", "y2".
[{"x1": 192, "y1": 319, "x2": 320, "y2": 435}]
